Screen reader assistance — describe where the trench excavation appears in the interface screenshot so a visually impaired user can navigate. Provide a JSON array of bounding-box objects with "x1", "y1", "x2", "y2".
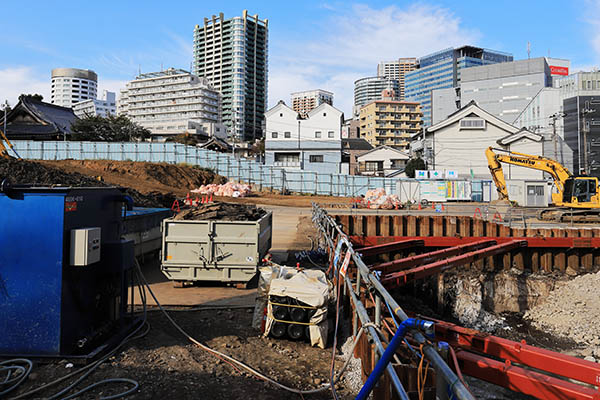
[{"x1": 315, "y1": 207, "x2": 600, "y2": 400}]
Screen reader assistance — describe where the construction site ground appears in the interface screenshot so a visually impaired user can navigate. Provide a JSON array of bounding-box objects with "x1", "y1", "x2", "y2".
[{"x1": 5, "y1": 158, "x2": 600, "y2": 399}]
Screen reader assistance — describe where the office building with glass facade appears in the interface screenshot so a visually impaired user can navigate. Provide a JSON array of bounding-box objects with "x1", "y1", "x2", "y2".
[{"x1": 405, "y1": 46, "x2": 513, "y2": 127}]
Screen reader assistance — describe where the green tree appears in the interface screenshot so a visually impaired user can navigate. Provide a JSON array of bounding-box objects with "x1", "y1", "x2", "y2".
[
  {"x1": 166, "y1": 132, "x2": 201, "y2": 146},
  {"x1": 19, "y1": 94, "x2": 43, "y2": 102},
  {"x1": 405, "y1": 157, "x2": 426, "y2": 178},
  {"x1": 71, "y1": 115, "x2": 151, "y2": 142}
]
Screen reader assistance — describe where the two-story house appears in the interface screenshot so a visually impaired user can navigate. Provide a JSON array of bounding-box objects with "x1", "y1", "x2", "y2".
[{"x1": 265, "y1": 101, "x2": 344, "y2": 174}]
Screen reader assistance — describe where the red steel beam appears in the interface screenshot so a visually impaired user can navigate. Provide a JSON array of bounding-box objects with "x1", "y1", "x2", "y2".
[
  {"x1": 381, "y1": 240, "x2": 526, "y2": 287},
  {"x1": 355, "y1": 239, "x2": 424, "y2": 257},
  {"x1": 350, "y1": 235, "x2": 599, "y2": 249},
  {"x1": 434, "y1": 320, "x2": 600, "y2": 388},
  {"x1": 456, "y1": 350, "x2": 600, "y2": 400},
  {"x1": 371, "y1": 239, "x2": 496, "y2": 274}
]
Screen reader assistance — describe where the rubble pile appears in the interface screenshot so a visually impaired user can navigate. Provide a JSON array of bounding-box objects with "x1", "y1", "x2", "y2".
[
  {"x1": 192, "y1": 182, "x2": 251, "y2": 198},
  {"x1": 524, "y1": 271, "x2": 600, "y2": 361},
  {"x1": 362, "y1": 188, "x2": 402, "y2": 209},
  {"x1": 173, "y1": 202, "x2": 266, "y2": 221}
]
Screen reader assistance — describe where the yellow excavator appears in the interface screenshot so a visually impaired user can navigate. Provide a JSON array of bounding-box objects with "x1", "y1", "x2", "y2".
[
  {"x1": 0, "y1": 128, "x2": 19, "y2": 159},
  {"x1": 486, "y1": 147, "x2": 600, "y2": 222}
]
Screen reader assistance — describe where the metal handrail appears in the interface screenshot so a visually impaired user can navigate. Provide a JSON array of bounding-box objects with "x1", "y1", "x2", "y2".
[{"x1": 311, "y1": 203, "x2": 475, "y2": 400}]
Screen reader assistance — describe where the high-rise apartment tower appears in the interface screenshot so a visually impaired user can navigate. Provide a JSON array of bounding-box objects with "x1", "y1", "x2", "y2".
[
  {"x1": 193, "y1": 10, "x2": 268, "y2": 142},
  {"x1": 51, "y1": 68, "x2": 98, "y2": 108},
  {"x1": 377, "y1": 58, "x2": 417, "y2": 100}
]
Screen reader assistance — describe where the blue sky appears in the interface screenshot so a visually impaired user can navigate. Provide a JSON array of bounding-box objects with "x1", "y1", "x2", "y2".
[{"x1": 1, "y1": 0, "x2": 599, "y2": 114}]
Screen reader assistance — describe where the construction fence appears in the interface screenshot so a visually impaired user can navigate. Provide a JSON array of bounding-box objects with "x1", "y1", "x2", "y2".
[{"x1": 11, "y1": 140, "x2": 489, "y2": 199}]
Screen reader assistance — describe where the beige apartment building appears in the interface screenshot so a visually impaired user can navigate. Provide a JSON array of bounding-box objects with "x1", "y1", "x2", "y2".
[
  {"x1": 291, "y1": 89, "x2": 333, "y2": 118},
  {"x1": 359, "y1": 99, "x2": 422, "y2": 150}
]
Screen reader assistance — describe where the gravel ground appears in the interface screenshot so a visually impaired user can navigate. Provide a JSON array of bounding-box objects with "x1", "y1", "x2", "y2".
[
  {"x1": 6, "y1": 307, "x2": 351, "y2": 399},
  {"x1": 524, "y1": 270, "x2": 600, "y2": 362}
]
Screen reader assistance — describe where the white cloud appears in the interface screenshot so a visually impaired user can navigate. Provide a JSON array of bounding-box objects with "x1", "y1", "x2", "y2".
[
  {"x1": 270, "y1": 3, "x2": 480, "y2": 115},
  {"x1": 0, "y1": 67, "x2": 50, "y2": 106}
]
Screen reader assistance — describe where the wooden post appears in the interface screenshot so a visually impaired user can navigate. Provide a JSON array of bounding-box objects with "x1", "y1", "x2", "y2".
[
  {"x1": 380, "y1": 215, "x2": 391, "y2": 237},
  {"x1": 406, "y1": 215, "x2": 417, "y2": 237},
  {"x1": 433, "y1": 216, "x2": 444, "y2": 237},
  {"x1": 541, "y1": 228, "x2": 553, "y2": 273},
  {"x1": 366, "y1": 215, "x2": 377, "y2": 237},
  {"x1": 355, "y1": 215, "x2": 364, "y2": 237},
  {"x1": 593, "y1": 228, "x2": 600, "y2": 269},
  {"x1": 512, "y1": 227, "x2": 525, "y2": 272},
  {"x1": 393, "y1": 215, "x2": 404, "y2": 237},
  {"x1": 457, "y1": 216, "x2": 470, "y2": 237},
  {"x1": 580, "y1": 228, "x2": 593, "y2": 272},
  {"x1": 566, "y1": 228, "x2": 580, "y2": 273},
  {"x1": 437, "y1": 273, "x2": 445, "y2": 314},
  {"x1": 418, "y1": 216, "x2": 431, "y2": 237},
  {"x1": 553, "y1": 228, "x2": 566, "y2": 273},
  {"x1": 447, "y1": 216, "x2": 457, "y2": 237},
  {"x1": 339, "y1": 215, "x2": 350, "y2": 233},
  {"x1": 500, "y1": 224, "x2": 512, "y2": 270}
]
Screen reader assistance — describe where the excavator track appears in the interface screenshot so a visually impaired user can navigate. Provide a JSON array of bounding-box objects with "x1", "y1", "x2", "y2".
[{"x1": 538, "y1": 208, "x2": 600, "y2": 223}]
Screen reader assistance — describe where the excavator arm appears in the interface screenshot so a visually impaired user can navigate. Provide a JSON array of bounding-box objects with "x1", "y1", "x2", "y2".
[
  {"x1": 486, "y1": 147, "x2": 573, "y2": 203},
  {"x1": 485, "y1": 147, "x2": 510, "y2": 200},
  {"x1": 0, "y1": 128, "x2": 20, "y2": 159}
]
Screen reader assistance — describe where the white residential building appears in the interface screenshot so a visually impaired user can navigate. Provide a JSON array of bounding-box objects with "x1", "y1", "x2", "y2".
[
  {"x1": 73, "y1": 90, "x2": 116, "y2": 118},
  {"x1": 118, "y1": 68, "x2": 225, "y2": 140},
  {"x1": 265, "y1": 101, "x2": 344, "y2": 174},
  {"x1": 356, "y1": 146, "x2": 410, "y2": 176},
  {"x1": 291, "y1": 89, "x2": 333, "y2": 118},
  {"x1": 51, "y1": 68, "x2": 98, "y2": 108},
  {"x1": 420, "y1": 101, "x2": 544, "y2": 180}
]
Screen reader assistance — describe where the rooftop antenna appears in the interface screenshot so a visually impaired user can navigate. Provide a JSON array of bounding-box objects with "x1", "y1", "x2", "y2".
[
  {"x1": 138, "y1": 64, "x2": 141, "y2": 76},
  {"x1": 161, "y1": 62, "x2": 163, "y2": 72},
  {"x1": 527, "y1": 41, "x2": 531, "y2": 59}
]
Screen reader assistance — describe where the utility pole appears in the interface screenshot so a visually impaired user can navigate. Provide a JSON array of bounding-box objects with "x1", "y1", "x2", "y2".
[
  {"x1": 581, "y1": 102, "x2": 595, "y2": 175},
  {"x1": 549, "y1": 112, "x2": 564, "y2": 162},
  {"x1": 3, "y1": 100, "x2": 7, "y2": 136}
]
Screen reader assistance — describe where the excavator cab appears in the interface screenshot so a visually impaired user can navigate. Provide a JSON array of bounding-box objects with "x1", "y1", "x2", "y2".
[{"x1": 563, "y1": 177, "x2": 599, "y2": 205}]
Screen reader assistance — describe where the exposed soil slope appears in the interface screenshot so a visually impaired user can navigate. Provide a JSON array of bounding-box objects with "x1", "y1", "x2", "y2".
[{"x1": 40, "y1": 160, "x2": 226, "y2": 196}]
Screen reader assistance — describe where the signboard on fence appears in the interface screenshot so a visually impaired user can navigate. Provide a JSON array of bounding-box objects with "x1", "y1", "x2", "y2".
[
  {"x1": 419, "y1": 181, "x2": 447, "y2": 202},
  {"x1": 415, "y1": 170, "x2": 428, "y2": 179},
  {"x1": 445, "y1": 170, "x2": 459, "y2": 179},
  {"x1": 429, "y1": 170, "x2": 443, "y2": 179}
]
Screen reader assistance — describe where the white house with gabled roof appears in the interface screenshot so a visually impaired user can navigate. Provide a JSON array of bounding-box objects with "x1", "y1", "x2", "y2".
[
  {"x1": 356, "y1": 145, "x2": 410, "y2": 176},
  {"x1": 264, "y1": 101, "x2": 344, "y2": 174},
  {"x1": 421, "y1": 100, "x2": 544, "y2": 180}
]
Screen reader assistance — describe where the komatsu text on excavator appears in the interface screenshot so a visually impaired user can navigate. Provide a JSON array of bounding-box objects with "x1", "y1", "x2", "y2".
[{"x1": 485, "y1": 147, "x2": 600, "y2": 222}]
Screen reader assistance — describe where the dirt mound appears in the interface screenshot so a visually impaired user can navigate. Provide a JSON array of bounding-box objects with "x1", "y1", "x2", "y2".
[
  {"x1": 524, "y1": 270, "x2": 600, "y2": 361},
  {"x1": 0, "y1": 158, "x2": 171, "y2": 208},
  {"x1": 40, "y1": 160, "x2": 226, "y2": 196}
]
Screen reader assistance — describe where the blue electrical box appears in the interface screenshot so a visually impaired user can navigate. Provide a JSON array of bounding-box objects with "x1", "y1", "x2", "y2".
[{"x1": 0, "y1": 186, "x2": 134, "y2": 357}]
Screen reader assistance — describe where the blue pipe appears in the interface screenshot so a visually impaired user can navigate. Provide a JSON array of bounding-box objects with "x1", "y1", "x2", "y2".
[{"x1": 355, "y1": 318, "x2": 434, "y2": 400}]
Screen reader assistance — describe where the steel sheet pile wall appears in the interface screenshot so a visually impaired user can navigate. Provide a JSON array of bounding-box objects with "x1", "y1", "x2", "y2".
[{"x1": 334, "y1": 214, "x2": 600, "y2": 274}]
